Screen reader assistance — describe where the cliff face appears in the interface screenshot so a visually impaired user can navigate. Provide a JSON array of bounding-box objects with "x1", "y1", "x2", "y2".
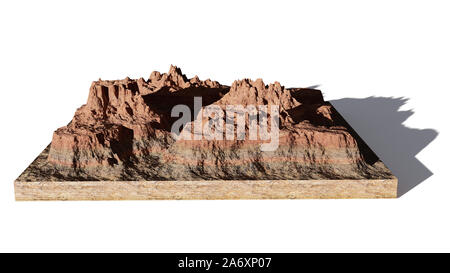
[{"x1": 18, "y1": 66, "x2": 393, "y2": 182}]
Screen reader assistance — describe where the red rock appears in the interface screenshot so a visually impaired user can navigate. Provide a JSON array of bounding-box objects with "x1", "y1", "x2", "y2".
[{"x1": 17, "y1": 65, "x2": 394, "y2": 182}]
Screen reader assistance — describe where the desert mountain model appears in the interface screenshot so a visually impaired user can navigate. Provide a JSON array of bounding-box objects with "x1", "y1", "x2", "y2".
[{"x1": 15, "y1": 66, "x2": 396, "y2": 200}]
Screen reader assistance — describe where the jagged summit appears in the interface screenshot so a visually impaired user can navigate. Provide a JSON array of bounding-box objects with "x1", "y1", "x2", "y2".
[
  {"x1": 147, "y1": 65, "x2": 222, "y2": 91},
  {"x1": 216, "y1": 78, "x2": 300, "y2": 110},
  {"x1": 85, "y1": 65, "x2": 311, "y2": 110},
  {"x1": 149, "y1": 65, "x2": 190, "y2": 89}
]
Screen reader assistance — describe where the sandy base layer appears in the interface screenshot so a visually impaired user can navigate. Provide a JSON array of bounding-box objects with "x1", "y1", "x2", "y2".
[{"x1": 15, "y1": 179, "x2": 397, "y2": 200}]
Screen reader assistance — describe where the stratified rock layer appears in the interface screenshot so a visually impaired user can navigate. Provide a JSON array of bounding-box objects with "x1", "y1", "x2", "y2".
[{"x1": 17, "y1": 66, "x2": 393, "y2": 182}]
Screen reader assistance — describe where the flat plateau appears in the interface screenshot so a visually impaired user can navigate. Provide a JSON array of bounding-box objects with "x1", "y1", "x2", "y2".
[{"x1": 15, "y1": 178, "x2": 397, "y2": 201}]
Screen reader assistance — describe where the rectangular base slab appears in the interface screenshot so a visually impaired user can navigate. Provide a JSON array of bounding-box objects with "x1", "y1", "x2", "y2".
[{"x1": 15, "y1": 179, "x2": 397, "y2": 201}]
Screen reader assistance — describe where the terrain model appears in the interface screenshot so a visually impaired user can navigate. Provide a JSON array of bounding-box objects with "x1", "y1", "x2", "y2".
[{"x1": 15, "y1": 66, "x2": 396, "y2": 200}]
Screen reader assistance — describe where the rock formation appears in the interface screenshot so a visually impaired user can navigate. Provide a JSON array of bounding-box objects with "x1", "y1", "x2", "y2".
[{"x1": 17, "y1": 65, "x2": 394, "y2": 182}]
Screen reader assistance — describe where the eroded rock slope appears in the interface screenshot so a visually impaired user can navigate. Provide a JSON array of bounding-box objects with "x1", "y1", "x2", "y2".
[{"x1": 17, "y1": 66, "x2": 393, "y2": 181}]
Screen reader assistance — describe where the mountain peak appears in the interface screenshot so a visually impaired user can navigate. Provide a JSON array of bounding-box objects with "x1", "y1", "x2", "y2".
[{"x1": 216, "y1": 78, "x2": 299, "y2": 110}]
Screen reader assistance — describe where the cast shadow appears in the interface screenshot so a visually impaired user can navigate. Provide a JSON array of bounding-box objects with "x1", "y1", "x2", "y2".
[{"x1": 329, "y1": 97, "x2": 438, "y2": 197}]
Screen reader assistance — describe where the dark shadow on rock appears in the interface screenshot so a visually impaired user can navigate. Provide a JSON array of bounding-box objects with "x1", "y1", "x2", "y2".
[
  {"x1": 329, "y1": 97, "x2": 438, "y2": 197},
  {"x1": 142, "y1": 85, "x2": 229, "y2": 132}
]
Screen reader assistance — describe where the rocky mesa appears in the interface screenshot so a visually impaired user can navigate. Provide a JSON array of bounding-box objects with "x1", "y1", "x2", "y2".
[{"x1": 17, "y1": 65, "x2": 394, "y2": 182}]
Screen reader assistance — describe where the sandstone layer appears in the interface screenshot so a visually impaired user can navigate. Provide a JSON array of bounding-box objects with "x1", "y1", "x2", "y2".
[{"x1": 17, "y1": 66, "x2": 394, "y2": 183}]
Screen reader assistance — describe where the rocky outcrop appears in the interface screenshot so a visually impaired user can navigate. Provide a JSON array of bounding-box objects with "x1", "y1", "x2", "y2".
[{"x1": 17, "y1": 65, "x2": 394, "y2": 182}]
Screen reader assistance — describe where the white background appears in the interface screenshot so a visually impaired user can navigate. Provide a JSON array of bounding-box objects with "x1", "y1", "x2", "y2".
[{"x1": 0, "y1": 0, "x2": 448, "y2": 252}]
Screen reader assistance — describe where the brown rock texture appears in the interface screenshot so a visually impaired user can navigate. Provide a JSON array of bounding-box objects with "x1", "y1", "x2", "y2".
[{"x1": 17, "y1": 65, "x2": 394, "y2": 183}]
